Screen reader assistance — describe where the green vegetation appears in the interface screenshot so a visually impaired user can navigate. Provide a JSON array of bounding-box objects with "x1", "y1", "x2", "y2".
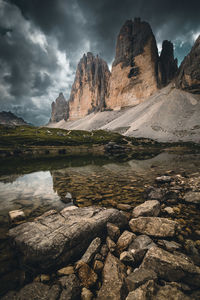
[{"x1": 0, "y1": 125, "x2": 126, "y2": 148}]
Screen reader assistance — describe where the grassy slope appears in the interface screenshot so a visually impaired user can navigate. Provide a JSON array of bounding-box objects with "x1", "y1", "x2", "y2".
[{"x1": 0, "y1": 125, "x2": 127, "y2": 148}]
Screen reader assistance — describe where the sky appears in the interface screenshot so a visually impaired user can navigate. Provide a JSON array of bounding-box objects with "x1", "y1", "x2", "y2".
[{"x1": 0, "y1": 0, "x2": 199, "y2": 125}]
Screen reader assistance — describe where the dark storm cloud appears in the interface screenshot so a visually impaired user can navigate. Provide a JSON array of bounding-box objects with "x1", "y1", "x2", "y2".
[{"x1": 1, "y1": 0, "x2": 200, "y2": 125}]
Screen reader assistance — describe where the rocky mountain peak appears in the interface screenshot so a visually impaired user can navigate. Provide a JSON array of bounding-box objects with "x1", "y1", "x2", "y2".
[
  {"x1": 113, "y1": 18, "x2": 157, "y2": 70},
  {"x1": 0, "y1": 111, "x2": 28, "y2": 126},
  {"x1": 68, "y1": 52, "x2": 110, "y2": 120},
  {"x1": 158, "y1": 40, "x2": 178, "y2": 86},
  {"x1": 106, "y1": 18, "x2": 159, "y2": 109},
  {"x1": 50, "y1": 93, "x2": 69, "y2": 122},
  {"x1": 176, "y1": 35, "x2": 200, "y2": 93}
]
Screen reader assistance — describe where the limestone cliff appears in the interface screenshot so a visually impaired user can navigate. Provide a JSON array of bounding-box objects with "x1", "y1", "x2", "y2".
[
  {"x1": 158, "y1": 40, "x2": 178, "y2": 86},
  {"x1": 176, "y1": 36, "x2": 200, "y2": 94},
  {"x1": 68, "y1": 52, "x2": 110, "y2": 120},
  {"x1": 50, "y1": 93, "x2": 69, "y2": 122},
  {"x1": 106, "y1": 18, "x2": 159, "y2": 110}
]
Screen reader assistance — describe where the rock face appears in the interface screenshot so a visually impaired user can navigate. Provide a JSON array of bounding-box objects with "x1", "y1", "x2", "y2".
[
  {"x1": 50, "y1": 93, "x2": 69, "y2": 122},
  {"x1": 9, "y1": 207, "x2": 127, "y2": 271},
  {"x1": 176, "y1": 35, "x2": 200, "y2": 93},
  {"x1": 158, "y1": 40, "x2": 178, "y2": 86},
  {"x1": 106, "y1": 18, "x2": 159, "y2": 110},
  {"x1": 69, "y1": 52, "x2": 110, "y2": 120}
]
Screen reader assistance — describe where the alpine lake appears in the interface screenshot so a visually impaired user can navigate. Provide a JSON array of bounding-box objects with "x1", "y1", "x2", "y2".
[{"x1": 0, "y1": 150, "x2": 200, "y2": 296}]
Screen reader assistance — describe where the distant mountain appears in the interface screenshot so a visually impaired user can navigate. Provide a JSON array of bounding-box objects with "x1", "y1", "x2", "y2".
[
  {"x1": 0, "y1": 111, "x2": 28, "y2": 126},
  {"x1": 48, "y1": 18, "x2": 200, "y2": 143}
]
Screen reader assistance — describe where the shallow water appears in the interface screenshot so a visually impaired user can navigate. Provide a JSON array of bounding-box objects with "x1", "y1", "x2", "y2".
[{"x1": 0, "y1": 152, "x2": 200, "y2": 296}]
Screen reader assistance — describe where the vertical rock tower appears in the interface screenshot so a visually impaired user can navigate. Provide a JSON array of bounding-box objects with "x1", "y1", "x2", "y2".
[
  {"x1": 158, "y1": 40, "x2": 178, "y2": 86},
  {"x1": 50, "y1": 92, "x2": 69, "y2": 122},
  {"x1": 176, "y1": 35, "x2": 200, "y2": 94},
  {"x1": 106, "y1": 18, "x2": 159, "y2": 110},
  {"x1": 68, "y1": 52, "x2": 111, "y2": 120}
]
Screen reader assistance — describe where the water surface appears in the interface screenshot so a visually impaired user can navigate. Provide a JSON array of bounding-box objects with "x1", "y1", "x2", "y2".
[{"x1": 0, "y1": 152, "x2": 200, "y2": 295}]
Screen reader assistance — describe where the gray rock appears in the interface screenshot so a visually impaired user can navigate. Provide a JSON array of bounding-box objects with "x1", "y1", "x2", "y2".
[
  {"x1": 57, "y1": 266, "x2": 74, "y2": 276},
  {"x1": 93, "y1": 260, "x2": 104, "y2": 273},
  {"x1": 126, "y1": 280, "x2": 190, "y2": 300},
  {"x1": 148, "y1": 187, "x2": 165, "y2": 200},
  {"x1": 132, "y1": 200, "x2": 160, "y2": 218},
  {"x1": 163, "y1": 206, "x2": 174, "y2": 215},
  {"x1": 97, "y1": 253, "x2": 127, "y2": 300},
  {"x1": 141, "y1": 246, "x2": 200, "y2": 287},
  {"x1": 8, "y1": 210, "x2": 25, "y2": 223},
  {"x1": 126, "y1": 268, "x2": 157, "y2": 292},
  {"x1": 129, "y1": 217, "x2": 177, "y2": 237},
  {"x1": 157, "y1": 240, "x2": 181, "y2": 252},
  {"x1": 128, "y1": 235, "x2": 155, "y2": 263},
  {"x1": 77, "y1": 237, "x2": 101, "y2": 265},
  {"x1": 117, "y1": 204, "x2": 132, "y2": 211},
  {"x1": 9, "y1": 207, "x2": 127, "y2": 271},
  {"x1": 2, "y1": 282, "x2": 60, "y2": 300},
  {"x1": 100, "y1": 244, "x2": 109, "y2": 258},
  {"x1": 107, "y1": 222, "x2": 120, "y2": 242},
  {"x1": 106, "y1": 236, "x2": 116, "y2": 253},
  {"x1": 125, "y1": 280, "x2": 156, "y2": 300},
  {"x1": 117, "y1": 230, "x2": 136, "y2": 253},
  {"x1": 77, "y1": 262, "x2": 98, "y2": 288},
  {"x1": 81, "y1": 287, "x2": 94, "y2": 300},
  {"x1": 154, "y1": 283, "x2": 190, "y2": 300},
  {"x1": 120, "y1": 251, "x2": 135, "y2": 265},
  {"x1": 184, "y1": 191, "x2": 200, "y2": 204},
  {"x1": 59, "y1": 274, "x2": 81, "y2": 298}
]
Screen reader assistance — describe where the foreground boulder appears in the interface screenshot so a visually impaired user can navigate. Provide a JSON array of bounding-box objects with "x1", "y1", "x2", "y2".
[
  {"x1": 141, "y1": 246, "x2": 200, "y2": 287},
  {"x1": 9, "y1": 207, "x2": 127, "y2": 271},
  {"x1": 132, "y1": 200, "x2": 160, "y2": 218},
  {"x1": 129, "y1": 217, "x2": 177, "y2": 237},
  {"x1": 126, "y1": 280, "x2": 190, "y2": 300},
  {"x1": 1, "y1": 282, "x2": 61, "y2": 300},
  {"x1": 97, "y1": 252, "x2": 127, "y2": 300}
]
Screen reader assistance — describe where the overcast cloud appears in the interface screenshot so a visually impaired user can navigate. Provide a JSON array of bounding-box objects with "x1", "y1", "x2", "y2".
[{"x1": 0, "y1": 0, "x2": 199, "y2": 125}]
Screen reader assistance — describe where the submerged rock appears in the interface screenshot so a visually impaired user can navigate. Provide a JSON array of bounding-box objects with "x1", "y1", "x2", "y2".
[
  {"x1": 9, "y1": 207, "x2": 127, "y2": 271},
  {"x1": 8, "y1": 210, "x2": 25, "y2": 223},
  {"x1": 184, "y1": 191, "x2": 200, "y2": 204},
  {"x1": 129, "y1": 217, "x2": 178, "y2": 237}
]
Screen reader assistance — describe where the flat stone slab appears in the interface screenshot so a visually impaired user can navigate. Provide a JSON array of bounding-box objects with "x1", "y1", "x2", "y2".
[
  {"x1": 9, "y1": 207, "x2": 127, "y2": 271},
  {"x1": 129, "y1": 217, "x2": 177, "y2": 237}
]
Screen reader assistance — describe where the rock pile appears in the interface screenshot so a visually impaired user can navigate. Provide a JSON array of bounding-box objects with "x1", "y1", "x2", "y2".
[{"x1": 4, "y1": 174, "x2": 200, "y2": 299}]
